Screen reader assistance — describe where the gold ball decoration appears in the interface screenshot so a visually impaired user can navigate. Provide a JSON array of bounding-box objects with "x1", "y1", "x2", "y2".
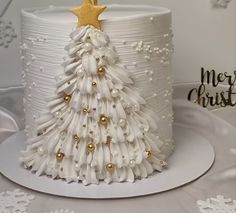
[
  {"x1": 63, "y1": 94, "x2": 71, "y2": 104},
  {"x1": 146, "y1": 150, "x2": 152, "y2": 159},
  {"x1": 100, "y1": 115, "x2": 109, "y2": 126},
  {"x1": 97, "y1": 66, "x2": 106, "y2": 77},
  {"x1": 92, "y1": 82, "x2": 97, "y2": 86},
  {"x1": 106, "y1": 163, "x2": 115, "y2": 173},
  {"x1": 37, "y1": 132, "x2": 43, "y2": 136},
  {"x1": 56, "y1": 151, "x2": 65, "y2": 161},
  {"x1": 83, "y1": 108, "x2": 91, "y2": 113},
  {"x1": 87, "y1": 143, "x2": 95, "y2": 153},
  {"x1": 73, "y1": 134, "x2": 80, "y2": 142}
]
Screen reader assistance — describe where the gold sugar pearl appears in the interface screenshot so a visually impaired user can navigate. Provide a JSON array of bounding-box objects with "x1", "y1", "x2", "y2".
[
  {"x1": 63, "y1": 94, "x2": 71, "y2": 104},
  {"x1": 83, "y1": 108, "x2": 91, "y2": 113},
  {"x1": 146, "y1": 150, "x2": 152, "y2": 159},
  {"x1": 106, "y1": 163, "x2": 115, "y2": 173},
  {"x1": 87, "y1": 143, "x2": 95, "y2": 153},
  {"x1": 100, "y1": 115, "x2": 109, "y2": 125},
  {"x1": 37, "y1": 132, "x2": 43, "y2": 136},
  {"x1": 97, "y1": 66, "x2": 106, "y2": 77},
  {"x1": 73, "y1": 134, "x2": 80, "y2": 142},
  {"x1": 106, "y1": 136, "x2": 112, "y2": 145},
  {"x1": 56, "y1": 151, "x2": 65, "y2": 161},
  {"x1": 92, "y1": 82, "x2": 97, "y2": 86},
  {"x1": 107, "y1": 136, "x2": 112, "y2": 142}
]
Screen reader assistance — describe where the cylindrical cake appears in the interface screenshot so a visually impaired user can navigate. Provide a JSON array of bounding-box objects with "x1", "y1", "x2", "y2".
[{"x1": 21, "y1": 5, "x2": 174, "y2": 184}]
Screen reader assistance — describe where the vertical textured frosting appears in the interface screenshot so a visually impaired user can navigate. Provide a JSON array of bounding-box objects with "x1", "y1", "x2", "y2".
[{"x1": 21, "y1": 5, "x2": 174, "y2": 184}]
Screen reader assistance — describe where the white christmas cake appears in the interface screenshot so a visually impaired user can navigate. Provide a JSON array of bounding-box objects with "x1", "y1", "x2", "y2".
[{"x1": 20, "y1": 0, "x2": 174, "y2": 185}]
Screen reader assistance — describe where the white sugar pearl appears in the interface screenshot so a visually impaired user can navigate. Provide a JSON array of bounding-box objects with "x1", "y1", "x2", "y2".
[
  {"x1": 84, "y1": 43, "x2": 93, "y2": 52},
  {"x1": 37, "y1": 147, "x2": 44, "y2": 155},
  {"x1": 119, "y1": 119, "x2": 126, "y2": 128},
  {"x1": 130, "y1": 159, "x2": 135, "y2": 167},
  {"x1": 149, "y1": 17, "x2": 154, "y2": 22},
  {"x1": 111, "y1": 89, "x2": 119, "y2": 98},
  {"x1": 77, "y1": 69, "x2": 84, "y2": 77}
]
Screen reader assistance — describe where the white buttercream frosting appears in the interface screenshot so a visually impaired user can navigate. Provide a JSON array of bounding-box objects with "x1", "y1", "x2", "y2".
[{"x1": 20, "y1": 5, "x2": 174, "y2": 185}]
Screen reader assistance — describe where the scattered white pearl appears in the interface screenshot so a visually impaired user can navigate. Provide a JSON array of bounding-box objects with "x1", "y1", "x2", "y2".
[
  {"x1": 130, "y1": 159, "x2": 136, "y2": 167},
  {"x1": 31, "y1": 55, "x2": 36, "y2": 61},
  {"x1": 55, "y1": 111, "x2": 61, "y2": 118},
  {"x1": 37, "y1": 147, "x2": 44, "y2": 155},
  {"x1": 145, "y1": 70, "x2": 149, "y2": 75},
  {"x1": 132, "y1": 62, "x2": 137, "y2": 66},
  {"x1": 133, "y1": 105, "x2": 139, "y2": 111},
  {"x1": 145, "y1": 55, "x2": 151, "y2": 61},
  {"x1": 162, "y1": 115, "x2": 166, "y2": 119},
  {"x1": 119, "y1": 119, "x2": 126, "y2": 128},
  {"x1": 75, "y1": 163, "x2": 79, "y2": 169},
  {"x1": 149, "y1": 78, "x2": 153, "y2": 82},
  {"x1": 111, "y1": 89, "x2": 119, "y2": 98},
  {"x1": 149, "y1": 17, "x2": 154, "y2": 22},
  {"x1": 60, "y1": 130, "x2": 67, "y2": 139},
  {"x1": 153, "y1": 93, "x2": 157, "y2": 97},
  {"x1": 84, "y1": 43, "x2": 93, "y2": 52}
]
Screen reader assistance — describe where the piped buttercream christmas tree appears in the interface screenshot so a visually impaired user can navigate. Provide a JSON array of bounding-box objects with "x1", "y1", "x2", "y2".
[{"x1": 21, "y1": 0, "x2": 168, "y2": 185}]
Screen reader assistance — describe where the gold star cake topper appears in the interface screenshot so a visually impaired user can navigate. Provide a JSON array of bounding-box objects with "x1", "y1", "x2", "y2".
[{"x1": 71, "y1": 0, "x2": 106, "y2": 29}]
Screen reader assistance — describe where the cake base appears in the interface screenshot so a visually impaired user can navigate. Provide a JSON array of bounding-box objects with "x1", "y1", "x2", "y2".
[{"x1": 0, "y1": 123, "x2": 215, "y2": 199}]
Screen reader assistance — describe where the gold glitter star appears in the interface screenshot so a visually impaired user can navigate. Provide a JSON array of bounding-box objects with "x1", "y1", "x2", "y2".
[{"x1": 71, "y1": 0, "x2": 106, "y2": 29}]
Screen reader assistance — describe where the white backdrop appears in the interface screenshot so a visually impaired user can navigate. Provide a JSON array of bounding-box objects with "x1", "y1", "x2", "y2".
[{"x1": 0, "y1": 0, "x2": 235, "y2": 87}]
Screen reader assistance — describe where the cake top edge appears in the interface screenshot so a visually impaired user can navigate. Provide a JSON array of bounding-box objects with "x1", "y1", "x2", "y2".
[{"x1": 21, "y1": 5, "x2": 171, "y2": 25}]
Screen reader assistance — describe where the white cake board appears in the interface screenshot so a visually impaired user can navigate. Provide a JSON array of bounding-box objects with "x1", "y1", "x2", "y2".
[{"x1": 0, "y1": 124, "x2": 215, "y2": 199}]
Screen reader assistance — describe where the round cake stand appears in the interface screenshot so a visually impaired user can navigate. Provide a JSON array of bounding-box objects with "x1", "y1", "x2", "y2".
[{"x1": 0, "y1": 124, "x2": 215, "y2": 199}]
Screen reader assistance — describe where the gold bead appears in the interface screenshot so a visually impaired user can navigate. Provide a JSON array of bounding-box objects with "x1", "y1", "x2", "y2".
[
  {"x1": 106, "y1": 136, "x2": 112, "y2": 146},
  {"x1": 87, "y1": 143, "x2": 95, "y2": 152},
  {"x1": 63, "y1": 94, "x2": 71, "y2": 104},
  {"x1": 146, "y1": 150, "x2": 152, "y2": 159},
  {"x1": 106, "y1": 163, "x2": 115, "y2": 173},
  {"x1": 83, "y1": 107, "x2": 91, "y2": 113},
  {"x1": 56, "y1": 151, "x2": 64, "y2": 161},
  {"x1": 100, "y1": 115, "x2": 109, "y2": 125},
  {"x1": 73, "y1": 134, "x2": 80, "y2": 142},
  {"x1": 97, "y1": 66, "x2": 106, "y2": 77},
  {"x1": 92, "y1": 82, "x2": 97, "y2": 86},
  {"x1": 37, "y1": 132, "x2": 43, "y2": 136}
]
